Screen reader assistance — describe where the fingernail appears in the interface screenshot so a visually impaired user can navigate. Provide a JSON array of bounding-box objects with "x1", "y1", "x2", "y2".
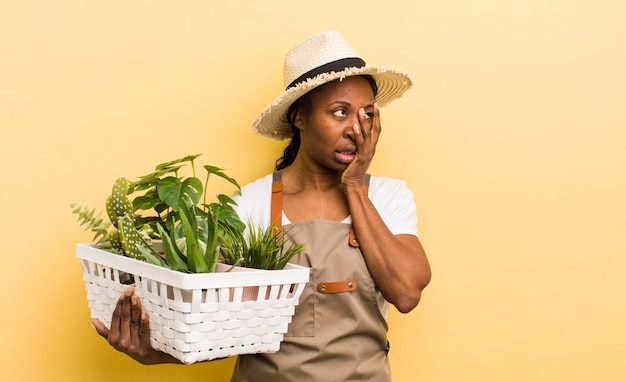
[
  {"x1": 353, "y1": 122, "x2": 360, "y2": 133},
  {"x1": 131, "y1": 295, "x2": 138, "y2": 306}
]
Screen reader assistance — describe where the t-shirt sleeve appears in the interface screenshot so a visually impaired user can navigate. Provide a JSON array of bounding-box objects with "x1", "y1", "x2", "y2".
[
  {"x1": 369, "y1": 176, "x2": 419, "y2": 237},
  {"x1": 231, "y1": 174, "x2": 273, "y2": 230}
]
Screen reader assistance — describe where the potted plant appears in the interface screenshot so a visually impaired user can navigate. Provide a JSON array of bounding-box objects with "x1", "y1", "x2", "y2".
[{"x1": 71, "y1": 155, "x2": 309, "y2": 364}]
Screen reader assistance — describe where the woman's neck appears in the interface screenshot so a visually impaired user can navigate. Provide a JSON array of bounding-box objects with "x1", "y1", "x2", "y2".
[
  {"x1": 282, "y1": 161, "x2": 342, "y2": 192},
  {"x1": 280, "y1": 162, "x2": 350, "y2": 223}
]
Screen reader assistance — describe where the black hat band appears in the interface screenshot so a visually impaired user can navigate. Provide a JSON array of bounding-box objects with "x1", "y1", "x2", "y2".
[{"x1": 286, "y1": 57, "x2": 366, "y2": 90}]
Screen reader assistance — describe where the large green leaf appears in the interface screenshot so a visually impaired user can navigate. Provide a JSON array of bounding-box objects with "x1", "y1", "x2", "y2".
[
  {"x1": 179, "y1": 199, "x2": 208, "y2": 273},
  {"x1": 156, "y1": 223, "x2": 188, "y2": 272},
  {"x1": 157, "y1": 176, "x2": 203, "y2": 211},
  {"x1": 204, "y1": 208, "x2": 220, "y2": 273}
]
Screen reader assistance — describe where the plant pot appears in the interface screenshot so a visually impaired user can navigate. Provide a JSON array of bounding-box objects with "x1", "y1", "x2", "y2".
[{"x1": 76, "y1": 243, "x2": 310, "y2": 364}]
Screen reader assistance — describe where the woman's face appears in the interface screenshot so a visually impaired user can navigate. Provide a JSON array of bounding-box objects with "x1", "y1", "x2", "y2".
[{"x1": 294, "y1": 76, "x2": 376, "y2": 172}]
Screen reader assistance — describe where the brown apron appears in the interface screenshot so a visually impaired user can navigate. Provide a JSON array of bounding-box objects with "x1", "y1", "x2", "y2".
[{"x1": 230, "y1": 173, "x2": 391, "y2": 382}]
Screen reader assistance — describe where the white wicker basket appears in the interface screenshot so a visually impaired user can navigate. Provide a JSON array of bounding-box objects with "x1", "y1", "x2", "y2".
[{"x1": 76, "y1": 243, "x2": 310, "y2": 364}]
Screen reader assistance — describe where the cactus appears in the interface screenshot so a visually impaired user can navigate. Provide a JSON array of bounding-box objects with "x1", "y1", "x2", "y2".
[
  {"x1": 106, "y1": 178, "x2": 135, "y2": 228},
  {"x1": 108, "y1": 230, "x2": 125, "y2": 253},
  {"x1": 104, "y1": 177, "x2": 151, "y2": 259},
  {"x1": 118, "y1": 215, "x2": 145, "y2": 260}
]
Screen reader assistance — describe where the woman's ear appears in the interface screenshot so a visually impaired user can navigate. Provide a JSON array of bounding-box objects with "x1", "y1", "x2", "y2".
[{"x1": 293, "y1": 109, "x2": 304, "y2": 130}]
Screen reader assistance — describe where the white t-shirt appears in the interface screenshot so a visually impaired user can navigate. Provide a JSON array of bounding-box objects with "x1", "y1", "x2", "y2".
[
  {"x1": 232, "y1": 173, "x2": 419, "y2": 237},
  {"x1": 231, "y1": 173, "x2": 419, "y2": 318}
]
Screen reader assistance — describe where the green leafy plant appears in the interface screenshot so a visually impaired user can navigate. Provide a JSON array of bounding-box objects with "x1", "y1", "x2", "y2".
[
  {"x1": 71, "y1": 155, "x2": 305, "y2": 272},
  {"x1": 71, "y1": 155, "x2": 244, "y2": 273}
]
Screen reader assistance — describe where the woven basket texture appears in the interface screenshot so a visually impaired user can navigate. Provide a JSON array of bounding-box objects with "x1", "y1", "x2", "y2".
[{"x1": 76, "y1": 244, "x2": 309, "y2": 364}]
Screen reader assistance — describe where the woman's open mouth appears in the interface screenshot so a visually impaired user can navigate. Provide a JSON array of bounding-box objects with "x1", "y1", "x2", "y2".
[{"x1": 335, "y1": 150, "x2": 356, "y2": 164}]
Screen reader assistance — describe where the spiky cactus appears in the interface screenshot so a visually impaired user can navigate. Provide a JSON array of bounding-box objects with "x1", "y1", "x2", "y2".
[
  {"x1": 118, "y1": 214, "x2": 144, "y2": 260},
  {"x1": 105, "y1": 178, "x2": 148, "y2": 259},
  {"x1": 106, "y1": 178, "x2": 134, "y2": 228}
]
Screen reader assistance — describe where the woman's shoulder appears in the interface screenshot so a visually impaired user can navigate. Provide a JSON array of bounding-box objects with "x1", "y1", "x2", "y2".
[
  {"x1": 238, "y1": 173, "x2": 274, "y2": 197},
  {"x1": 368, "y1": 175, "x2": 416, "y2": 211},
  {"x1": 369, "y1": 175, "x2": 412, "y2": 194},
  {"x1": 230, "y1": 173, "x2": 275, "y2": 228},
  {"x1": 231, "y1": 173, "x2": 273, "y2": 216}
]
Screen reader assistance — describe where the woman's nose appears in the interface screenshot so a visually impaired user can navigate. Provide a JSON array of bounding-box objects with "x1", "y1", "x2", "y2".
[
  {"x1": 344, "y1": 121, "x2": 357, "y2": 141},
  {"x1": 344, "y1": 113, "x2": 361, "y2": 140}
]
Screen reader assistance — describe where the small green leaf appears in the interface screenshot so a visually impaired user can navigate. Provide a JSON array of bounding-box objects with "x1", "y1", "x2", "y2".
[
  {"x1": 132, "y1": 194, "x2": 160, "y2": 211},
  {"x1": 130, "y1": 166, "x2": 184, "y2": 189},
  {"x1": 216, "y1": 193, "x2": 238, "y2": 206},
  {"x1": 204, "y1": 165, "x2": 241, "y2": 192},
  {"x1": 138, "y1": 245, "x2": 166, "y2": 267},
  {"x1": 155, "y1": 154, "x2": 201, "y2": 171}
]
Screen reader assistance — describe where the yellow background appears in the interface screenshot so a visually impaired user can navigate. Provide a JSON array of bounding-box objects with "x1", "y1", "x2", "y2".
[{"x1": 1, "y1": 1, "x2": 625, "y2": 381}]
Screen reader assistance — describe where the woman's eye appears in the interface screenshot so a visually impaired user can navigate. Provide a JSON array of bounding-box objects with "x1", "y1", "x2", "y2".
[{"x1": 333, "y1": 109, "x2": 347, "y2": 117}]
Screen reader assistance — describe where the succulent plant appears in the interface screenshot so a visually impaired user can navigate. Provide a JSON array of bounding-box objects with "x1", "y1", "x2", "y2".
[
  {"x1": 220, "y1": 220, "x2": 306, "y2": 271},
  {"x1": 69, "y1": 203, "x2": 119, "y2": 252}
]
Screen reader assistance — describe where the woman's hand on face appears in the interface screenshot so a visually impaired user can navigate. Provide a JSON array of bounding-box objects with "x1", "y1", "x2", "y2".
[
  {"x1": 342, "y1": 103, "x2": 380, "y2": 186},
  {"x1": 91, "y1": 288, "x2": 179, "y2": 365}
]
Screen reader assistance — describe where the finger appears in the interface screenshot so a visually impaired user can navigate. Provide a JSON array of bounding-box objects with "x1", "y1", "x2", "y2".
[
  {"x1": 139, "y1": 311, "x2": 152, "y2": 349},
  {"x1": 372, "y1": 103, "x2": 381, "y2": 133},
  {"x1": 91, "y1": 318, "x2": 110, "y2": 339},
  {"x1": 367, "y1": 103, "x2": 381, "y2": 149},
  {"x1": 118, "y1": 288, "x2": 134, "y2": 347},
  {"x1": 359, "y1": 108, "x2": 372, "y2": 138},
  {"x1": 107, "y1": 291, "x2": 126, "y2": 345},
  {"x1": 352, "y1": 122, "x2": 364, "y2": 146},
  {"x1": 129, "y1": 294, "x2": 143, "y2": 344}
]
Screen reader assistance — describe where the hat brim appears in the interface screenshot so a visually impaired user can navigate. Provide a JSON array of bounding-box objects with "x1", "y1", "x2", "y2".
[{"x1": 252, "y1": 65, "x2": 414, "y2": 140}]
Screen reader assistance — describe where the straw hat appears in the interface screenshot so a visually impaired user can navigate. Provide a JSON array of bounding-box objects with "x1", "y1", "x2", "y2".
[{"x1": 252, "y1": 30, "x2": 414, "y2": 140}]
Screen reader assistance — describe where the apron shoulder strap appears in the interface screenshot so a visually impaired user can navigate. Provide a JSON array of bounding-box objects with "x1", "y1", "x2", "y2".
[{"x1": 271, "y1": 171, "x2": 283, "y2": 235}]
